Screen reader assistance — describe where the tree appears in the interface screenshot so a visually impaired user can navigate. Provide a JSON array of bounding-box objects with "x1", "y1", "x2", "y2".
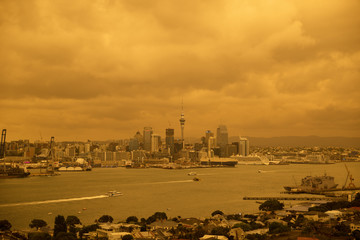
[
  {"x1": 126, "y1": 216, "x2": 138, "y2": 223},
  {"x1": 146, "y1": 212, "x2": 167, "y2": 224},
  {"x1": 211, "y1": 210, "x2": 224, "y2": 216},
  {"x1": 79, "y1": 224, "x2": 99, "y2": 239},
  {"x1": 211, "y1": 226, "x2": 230, "y2": 236},
  {"x1": 268, "y1": 222, "x2": 290, "y2": 234},
  {"x1": 29, "y1": 219, "x2": 47, "y2": 230},
  {"x1": 259, "y1": 200, "x2": 284, "y2": 211},
  {"x1": 0, "y1": 220, "x2": 11, "y2": 231},
  {"x1": 122, "y1": 234, "x2": 134, "y2": 240},
  {"x1": 28, "y1": 232, "x2": 51, "y2": 240},
  {"x1": 54, "y1": 215, "x2": 67, "y2": 238},
  {"x1": 53, "y1": 232, "x2": 76, "y2": 240},
  {"x1": 97, "y1": 215, "x2": 113, "y2": 223},
  {"x1": 66, "y1": 216, "x2": 81, "y2": 226},
  {"x1": 352, "y1": 230, "x2": 360, "y2": 240},
  {"x1": 233, "y1": 223, "x2": 252, "y2": 231}
]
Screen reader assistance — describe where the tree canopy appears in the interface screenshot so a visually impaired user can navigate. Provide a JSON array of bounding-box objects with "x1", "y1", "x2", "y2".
[
  {"x1": 0, "y1": 220, "x2": 11, "y2": 231},
  {"x1": 211, "y1": 210, "x2": 224, "y2": 216},
  {"x1": 28, "y1": 232, "x2": 51, "y2": 240},
  {"x1": 126, "y1": 216, "x2": 138, "y2": 223},
  {"x1": 53, "y1": 215, "x2": 67, "y2": 238},
  {"x1": 29, "y1": 219, "x2": 47, "y2": 230},
  {"x1": 66, "y1": 216, "x2": 81, "y2": 226},
  {"x1": 98, "y1": 215, "x2": 113, "y2": 223},
  {"x1": 259, "y1": 200, "x2": 284, "y2": 211},
  {"x1": 122, "y1": 234, "x2": 134, "y2": 240}
]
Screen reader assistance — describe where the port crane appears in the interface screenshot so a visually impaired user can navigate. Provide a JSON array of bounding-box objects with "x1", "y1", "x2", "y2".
[
  {"x1": 40, "y1": 136, "x2": 55, "y2": 174},
  {"x1": 342, "y1": 164, "x2": 356, "y2": 189}
]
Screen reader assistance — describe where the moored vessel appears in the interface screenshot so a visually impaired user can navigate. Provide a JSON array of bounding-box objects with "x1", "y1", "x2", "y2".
[{"x1": 284, "y1": 173, "x2": 338, "y2": 193}]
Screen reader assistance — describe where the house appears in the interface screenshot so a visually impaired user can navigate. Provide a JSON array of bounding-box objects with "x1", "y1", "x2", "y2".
[
  {"x1": 178, "y1": 218, "x2": 203, "y2": 228},
  {"x1": 350, "y1": 221, "x2": 360, "y2": 232},
  {"x1": 325, "y1": 210, "x2": 342, "y2": 219},
  {"x1": 148, "y1": 220, "x2": 178, "y2": 230},
  {"x1": 200, "y1": 234, "x2": 228, "y2": 240},
  {"x1": 229, "y1": 228, "x2": 245, "y2": 240},
  {"x1": 133, "y1": 231, "x2": 156, "y2": 240}
]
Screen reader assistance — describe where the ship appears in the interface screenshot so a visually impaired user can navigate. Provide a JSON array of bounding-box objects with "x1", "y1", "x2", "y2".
[
  {"x1": 199, "y1": 140, "x2": 238, "y2": 167},
  {"x1": 283, "y1": 173, "x2": 338, "y2": 193},
  {"x1": 230, "y1": 154, "x2": 270, "y2": 165}
]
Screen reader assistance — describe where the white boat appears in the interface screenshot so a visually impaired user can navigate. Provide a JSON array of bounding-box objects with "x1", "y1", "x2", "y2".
[
  {"x1": 188, "y1": 172, "x2": 197, "y2": 176},
  {"x1": 107, "y1": 191, "x2": 123, "y2": 197}
]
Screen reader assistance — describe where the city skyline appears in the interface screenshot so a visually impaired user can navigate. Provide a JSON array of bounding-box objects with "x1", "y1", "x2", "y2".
[{"x1": 1, "y1": 0, "x2": 360, "y2": 141}]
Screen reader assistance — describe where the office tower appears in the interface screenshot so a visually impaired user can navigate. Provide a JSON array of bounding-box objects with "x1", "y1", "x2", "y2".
[
  {"x1": 151, "y1": 134, "x2": 161, "y2": 153},
  {"x1": 216, "y1": 125, "x2": 228, "y2": 147},
  {"x1": 143, "y1": 127, "x2": 153, "y2": 152},
  {"x1": 205, "y1": 130, "x2": 214, "y2": 146},
  {"x1": 134, "y1": 131, "x2": 143, "y2": 145},
  {"x1": 166, "y1": 128, "x2": 175, "y2": 155},
  {"x1": 129, "y1": 138, "x2": 139, "y2": 151},
  {"x1": 239, "y1": 137, "x2": 249, "y2": 156},
  {"x1": 179, "y1": 104, "x2": 185, "y2": 149}
]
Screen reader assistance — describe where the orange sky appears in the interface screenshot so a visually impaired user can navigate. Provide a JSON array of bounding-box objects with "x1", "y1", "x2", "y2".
[{"x1": 1, "y1": 0, "x2": 359, "y2": 141}]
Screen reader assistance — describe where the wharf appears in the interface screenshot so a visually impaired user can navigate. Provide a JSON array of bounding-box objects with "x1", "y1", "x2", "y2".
[
  {"x1": 243, "y1": 196, "x2": 341, "y2": 201},
  {"x1": 31, "y1": 173, "x2": 60, "y2": 177}
]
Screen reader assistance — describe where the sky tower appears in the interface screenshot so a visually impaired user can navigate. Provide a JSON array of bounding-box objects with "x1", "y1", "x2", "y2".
[{"x1": 179, "y1": 102, "x2": 185, "y2": 149}]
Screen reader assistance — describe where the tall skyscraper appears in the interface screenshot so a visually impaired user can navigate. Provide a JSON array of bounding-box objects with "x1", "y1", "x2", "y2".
[
  {"x1": 165, "y1": 128, "x2": 175, "y2": 155},
  {"x1": 205, "y1": 130, "x2": 216, "y2": 148},
  {"x1": 216, "y1": 125, "x2": 228, "y2": 147},
  {"x1": 143, "y1": 127, "x2": 153, "y2": 152},
  {"x1": 179, "y1": 104, "x2": 185, "y2": 149}
]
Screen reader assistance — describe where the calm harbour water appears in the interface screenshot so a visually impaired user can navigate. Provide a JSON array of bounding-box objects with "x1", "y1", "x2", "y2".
[{"x1": 1, "y1": 162, "x2": 360, "y2": 230}]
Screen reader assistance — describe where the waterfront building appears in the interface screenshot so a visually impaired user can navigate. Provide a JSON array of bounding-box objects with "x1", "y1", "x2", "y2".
[
  {"x1": 166, "y1": 128, "x2": 175, "y2": 155},
  {"x1": 143, "y1": 127, "x2": 153, "y2": 152}
]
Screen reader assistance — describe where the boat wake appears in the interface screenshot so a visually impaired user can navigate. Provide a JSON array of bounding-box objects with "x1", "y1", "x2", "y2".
[
  {"x1": 0, "y1": 195, "x2": 108, "y2": 207},
  {"x1": 147, "y1": 180, "x2": 194, "y2": 185}
]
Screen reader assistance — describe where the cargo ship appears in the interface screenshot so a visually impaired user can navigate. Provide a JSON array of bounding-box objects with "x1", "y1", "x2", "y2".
[{"x1": 283, "y1": 174, "x2": 338, "y2": 193}]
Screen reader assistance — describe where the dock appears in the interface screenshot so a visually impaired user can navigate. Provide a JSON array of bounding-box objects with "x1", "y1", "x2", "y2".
[{"x1": 243, "y1": 196, "x2": 341, "y2": 201}]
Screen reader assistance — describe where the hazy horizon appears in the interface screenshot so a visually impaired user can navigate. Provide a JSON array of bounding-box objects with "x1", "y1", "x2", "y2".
[{"x1": 1, "y1": 0, "x2": 359, "y2": 141}]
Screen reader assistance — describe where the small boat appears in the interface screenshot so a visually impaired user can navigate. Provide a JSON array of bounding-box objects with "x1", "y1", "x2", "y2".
[
  {"x1": 188, "y1": 172, "x2": 197, "y2": 176},
  {"x1": 193, "y1": 177, "x2": 200, "y2": 181},
  {"x1": 107, "y1": 191, "x2": 123, "y2": 197}
]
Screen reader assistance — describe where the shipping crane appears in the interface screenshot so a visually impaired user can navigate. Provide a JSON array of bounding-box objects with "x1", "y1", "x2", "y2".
[{"x1": 342, "y1": 164, "x2": 356, "y2": 189}]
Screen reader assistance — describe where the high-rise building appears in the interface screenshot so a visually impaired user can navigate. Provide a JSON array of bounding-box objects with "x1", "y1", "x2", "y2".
[
  {"x1": 143, "y1": 127, "x2": 153, "y2": 152},
  {"x1": 239, "y1": 137, "x2": 249, "y2": 156},
  {"x1": 205, "y1": 130, "x2": 214, "y2": 146},
  {"x1": 151, "y1": 134, "x2": 161, "y2": 153},
  {"x1": 216, "y1": 125, "x2": 228, "y2": 147},
  {"x1": 165, "y1": 128, "x2": 175, "y2": 155},
  {"x1": 129, "y1": 138, "x2": 139, "y2": 151}
]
